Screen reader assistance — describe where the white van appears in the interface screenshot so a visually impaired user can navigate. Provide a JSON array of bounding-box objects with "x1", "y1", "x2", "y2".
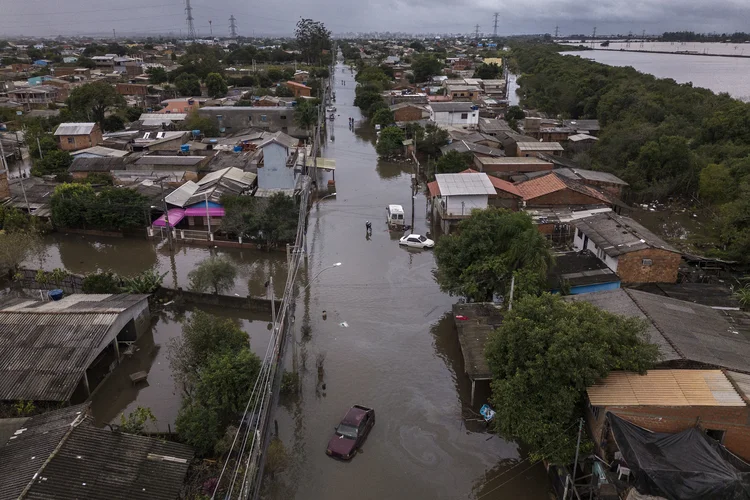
[{"x1": 386, "y1": 205, "x2": 405, "y2": 229}]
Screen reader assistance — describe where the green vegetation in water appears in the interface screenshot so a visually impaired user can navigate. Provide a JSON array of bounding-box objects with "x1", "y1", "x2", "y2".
[{"x1": 512, "y1": 44, "x2": 750, "y2": 262}]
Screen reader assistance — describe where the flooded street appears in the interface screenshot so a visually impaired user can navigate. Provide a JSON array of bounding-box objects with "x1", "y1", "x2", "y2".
[{"x1": 269, "y1": 63, "x2": 549, "y2": 499}]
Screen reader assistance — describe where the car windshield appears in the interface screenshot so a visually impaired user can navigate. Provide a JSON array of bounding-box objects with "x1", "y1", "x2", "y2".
[
  {"x1": 336, "y1": 424, "x2": 358, "y2": 439},
  {"x1": 419, "y1": 236, "x2": 427, "y2": 242}
]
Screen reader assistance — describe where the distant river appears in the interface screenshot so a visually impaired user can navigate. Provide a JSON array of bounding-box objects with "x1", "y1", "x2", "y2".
[{"x1": 564, "y1": 50, "x2": 750, "y2": 101}]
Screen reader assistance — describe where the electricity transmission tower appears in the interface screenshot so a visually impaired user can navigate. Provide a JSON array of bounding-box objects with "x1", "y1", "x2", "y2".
[
  {"x1": 209, "y1": 20, "x2": 212, "y2": 37},
  {"x1": 554, "y1": 25, "x2": 559, "y2": 38},
  {"x1": 229, "y1": 15, "x2": 238, "y2": 38},
  {"x1": 474, "y1": 24, "x2": 480, "y2": 40},
  {"x1": 184, "y1": 0, "x2": 196, "y2": 40},
  {"x1": 492, "y1": 13, "x2": 499, "y2": 37}
]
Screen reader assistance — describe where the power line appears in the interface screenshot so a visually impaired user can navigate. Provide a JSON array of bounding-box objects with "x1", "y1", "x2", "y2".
[{"x1": 184, "y1": 0, "x2": 196, "y2": 40}]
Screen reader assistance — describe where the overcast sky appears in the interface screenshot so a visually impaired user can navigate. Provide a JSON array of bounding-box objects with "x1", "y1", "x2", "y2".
[{"x1": 2, "y1": 0, "x2": 750, "y2": 38}]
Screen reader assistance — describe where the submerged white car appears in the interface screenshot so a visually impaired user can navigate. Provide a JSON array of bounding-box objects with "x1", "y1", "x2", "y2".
[{"x1": 399, "y1": 234, "x2": 434, "y2": 249}]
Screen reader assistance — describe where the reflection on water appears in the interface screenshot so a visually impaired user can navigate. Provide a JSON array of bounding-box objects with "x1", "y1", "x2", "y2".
[
  {"x1": 25, "y1": 233, "x2": 289, "y2": 298},
  {"x1": 89, "y1": 304, "x2": 272, "y2": 432}
]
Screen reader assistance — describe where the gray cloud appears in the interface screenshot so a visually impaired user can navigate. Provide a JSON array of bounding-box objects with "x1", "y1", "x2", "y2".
[{"x1": 1, "y1": 0, "x2": 750, "y2": 37}]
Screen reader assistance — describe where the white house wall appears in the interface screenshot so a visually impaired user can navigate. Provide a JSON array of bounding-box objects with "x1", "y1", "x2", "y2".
[
  {"x1": 573, "y1": 229, "x2": 619, "y2": 272},
  {"x1": 445, "y1": 194, "x2": 488, "y2": 217}
]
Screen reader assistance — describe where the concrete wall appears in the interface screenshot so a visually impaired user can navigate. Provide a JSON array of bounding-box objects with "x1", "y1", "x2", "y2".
[
  {"x1": 589, "y1": 404, "x2": 750, "y2": 462},
  {"x1": 444, "y1": 194, "x2": 487, "y2": 217},
  {"x1": 574, "y1": 229, "x2": 620, "y2": 272},
  {"x1": 431, "y1": 110, "x2": 479, "y2": 128},
  {"x1": 198, "y1": 107, "x2": 308, "y2": 138},
  {"x1": 160, "y1": 287, "x2": 280, "y2": 314},
  {"x1": 258, "y1": 142, "x2": 295, "y2": 189}
]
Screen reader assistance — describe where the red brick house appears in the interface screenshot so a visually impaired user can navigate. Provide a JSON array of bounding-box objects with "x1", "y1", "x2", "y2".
[
  {"x1": 586, "y1": 370, "x2": 750, "y2": 462},
  {"x1": 461, "y1": 169, "x2": 522, "y2": 210},
  {"x1": 54, "y1": 122, "x2": 103, "y2": 151},
  {"x1": 573, "y1": 212, "x2": 680, "y2": 283},
  {"x1": 515, "y1": 172, "x2": 615, "y2": 209},
  {"x1": 285, "y1": 81, "x2": 312, "y2": 98},
  {"x1": 389, "y1": 102, "x2": 427, "y2": 122}
]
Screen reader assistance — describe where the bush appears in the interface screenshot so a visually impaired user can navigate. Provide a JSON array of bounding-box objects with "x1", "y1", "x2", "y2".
[
  {"x1": 82, "y1": 270, "x2": 121, "y2": 293},
  {"x1": 376, "y1": 126, "x2": 405, "y2": 157},
  {"x1": 188, "y1": 256, "x2": 237, "y2": 295},
  {"x1": 32, "y1": 150, "x2": 72, "y2": 176}
]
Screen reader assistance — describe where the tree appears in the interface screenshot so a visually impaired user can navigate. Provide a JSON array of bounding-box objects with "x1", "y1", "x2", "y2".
[
  {"x1": 474, "y1": 62, "x2": 501, "y2": 80},
  {"x1": 436, "y1": 150, "x2": 473, "y2": 174},
  {"x1": 376, "y1": 126, "x2": 405, "y2": 157},
  {"x1": 101, "y1": 115, "x2": 124, "y2": 132},
  {"x1": 119, "y1": 407, "x2": 157, "y2": 435},
  {"x1": 180, "y1": 111, "x2": 220, "y2": 137},
  {"x1": 66, "y1": 82, "x2": 125, "y2": 125},
  {"x1": 411, "y1": 54, "x2": 443, "y2": 82},
  {"x1": 82, "y1": 270, "x2": 122, "y2": 293},
  {"x1": 146, "y1": 67, "x2": 168, "y2": 84},
  {"x1": 371, "y1": 108, "x2": 394, "y2": 127},
  {"x1": 175, "y1": 73, "x2": 201, "y2": 97},
  {"x1": 354, "y1": 90, "x2": 384, "y2": 115},
  {"x1": 418, "y1": 124, "x2": 450, "y2": 155},
  {"x1": 485, "y1": 294, "x2": 660, "y2": 462},
  {"x1": 275, "y1": 84, "x2": 294, "y2": 98},
  {"x1": 505, "y1": 105, "x2": 525, "y2": 131},
  {"x1": 50, "y1": 183, "x2": 147, "y2": 231},
  {"x1": 0, "y1": 230, "x2": 43, "y2": 275},
  {"x1": 295, "y1": 18, "x2": 332, "y2": 66},
  {"x1": 294, "y1": 99, "x2": 318, "y2": 135},
  {"x1": 699, "y1": 163, "x2": 735, "y2": 204},
  {"x1": 205, "y1": 72, "x2": 228, "y2": 98},
  {"x1": 32, "y1": 150, "x2": 72, "y2": 176},
  {"x1": 434, "y1": 208, "x2": 553, "y2": 302},
  {"x1": 258, "y1": 193, "x2": 298, "y2": 248},
  {"x1": 188, "y1": 256, "x2": 238, "y2": 295}
]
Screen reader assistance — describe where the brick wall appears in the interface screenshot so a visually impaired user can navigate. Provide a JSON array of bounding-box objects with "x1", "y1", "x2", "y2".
[
  {"x1": 590, "y1": 405, "x2": 750, "y2": 462},
  {"x1": 393, "y1": 106, "x2": 423, "y2": 122},
  {"x1": 525, "y1": 188, "x2": 607, "y2": 208},
  {"x1": 617, "y1": 248, "x2": 680, "y2": 283},
  {"x1": 0, "y1": 172, "x2": 9, "y2": 199},
  {"x1": 116, "y1": 83, "x2": 148, "y2": 96}
]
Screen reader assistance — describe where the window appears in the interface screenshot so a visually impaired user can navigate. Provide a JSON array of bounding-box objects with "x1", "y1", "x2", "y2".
[
  {"x1": 461, "y1": 113, "x2": 468, "y2": 119},
  {"x1": 280, "y1": 115, "x2": 286, "y2": 120},
  {"x1": 67, "y1": 137, "x2": 74, "y2": 144},
  {"x1": 577, "y1": 229, "x2": 583, "y2": 239},
  {"x1": 642, "y1": 258, "x2": 653, "y2": 266},
  {"x1": 705, "y1": 429, "x2": 725, "y2": 443},
  {"x1": 248, "y1": 115, "x2": 252, "y2": 122},
  {"x1": 261, "y1": 115, "x2": 267, "y2": 122}
]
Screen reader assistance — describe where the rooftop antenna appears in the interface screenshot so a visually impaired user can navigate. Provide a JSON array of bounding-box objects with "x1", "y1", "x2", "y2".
[
  {"x1": 229, "y1": 15, "x2": 238, "y2": 38},
  {"x1": 185, "y1": 0, "x2": 196, "y2": 40},
  {"x1": 493, "y1": 13, "x2": 499, "y2": 37}
]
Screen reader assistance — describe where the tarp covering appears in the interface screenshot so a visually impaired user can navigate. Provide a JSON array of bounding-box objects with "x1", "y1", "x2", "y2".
[
  {"x1": 152, "y1": 208, "x2": 185, "y2": 227},
  {"x1": 608, "y1": 413, "x2": 750, "y2": 500}
]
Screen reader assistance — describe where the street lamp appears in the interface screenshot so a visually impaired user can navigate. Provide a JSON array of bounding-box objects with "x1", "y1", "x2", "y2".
[
  {"x1": 316, "y1": 192, "x2": 337, "y2": 208},
  {"x1": 300, "y1": 262, "x2": 342, "y2": 293}
]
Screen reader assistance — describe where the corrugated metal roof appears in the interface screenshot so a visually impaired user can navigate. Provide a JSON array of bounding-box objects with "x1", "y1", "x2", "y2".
[
  {"x1": 0, "y1": 404, "x2": 88, "y2": 500},
  {"x1": 429, "y1": 102, "x2": 476, "y2": 113},
  {"x1": 70, "y1": 146, "x2": 128, "y2": 158},
  {"x1": 134, "y1": 156, "x2": 203, "y2": 166},
  {"x1": 0, "y1": 403, "x2": 193, "y2": 500},
  {"x1": 0, "y1": 295, "x2": 148, "y2": 401},
  {"x1": 574, "y1": 212, "x2": 677, "y2": 256},
  {"x1": 54, "y1": 123, "x2": 96, "y2": 136},
  {"x1": 435, "y1": 173, "x2": 496, "y2": 196},
  {"x1": 165, "y1": 181, "x2": 199, "y2": 207},
  {"x1": 587, "y1": 370, "x2": 745, "y2": 407},
  {"x1": 460, "y1": 169, "x2": 521, "y2": 197},
  {"x1": 69, "y1": 157, "x2": 128, "y2": 173},
  {"x1": 138, "y1": 113, "x2": 187, "y2": 122},
  {"x1": 516, "y1": 141, "x2": 565, "y2": 151}
]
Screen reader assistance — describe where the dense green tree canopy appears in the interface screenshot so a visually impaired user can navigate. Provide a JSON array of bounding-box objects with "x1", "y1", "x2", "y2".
[
  {"x1": 376, "y1": 126, "x2": 405, "y2": 157},
  {"x1": 411, "y1": 54, "x2": 443, "y2": 82},
  {"x1": 370, "y1": 108, "x2": 394, "y2": 127},
  {"x1": 66, "y1": 82, "x2": 126, "y2": 125},
  {"x1": 486, "y1": 294, "x2": 660, "y2": 463},
  {"x1": 205, "y1": 72, "x2": 228, "y2": 98},
  {"x1": 188, "y1": 256, "x2": 238, "y2": 295},
  {"x1": 434, "y1": 208, "x2": 552, "y2": 302},
  {"x1": 50, "y1": 183, "x2": 147, "y2": 231},
  {"x1": 175, "y1": 73, "x2": 201, "y2": 97},
  {"x1": 436, "y1": 150, "x2": 473, "y2": 175},
  {"x1": 294, "y1": 98, "x2": 318, "y2": 133},
  {"x1": 474, "y1": 62, "x2": 501, "y2": 80},
  {"x1": 32, "y1": 150, "x2": 72, "y2": 176},
  {"x1": 294, "y1": 18, "x2": 331, "y2": 66}
]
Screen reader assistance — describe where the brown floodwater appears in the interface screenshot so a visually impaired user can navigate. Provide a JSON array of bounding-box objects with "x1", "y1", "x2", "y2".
[{"x1": 266, "y1": 62, "x2": 550, "y2": 500}]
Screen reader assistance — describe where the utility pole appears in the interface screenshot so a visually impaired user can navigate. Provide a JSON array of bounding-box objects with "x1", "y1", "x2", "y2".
[
  {"x1": 627, "y1": 30, "x2": 632, "y2": 48},
  {"x1": 1, "y1": 140, "x2": 30, "y2": 213},
  {"x1": 185, "y1": 0, "x2": 196, "y2": 40},
  {"x1": 159, "y1": 178, "x2": 174, "y2": 252},
  {"x1": 204, "y1": 192, "x2": 211, "y2": 236},
  {"x1": 36, "y1": 137, "x2": 43, "y2": 160},
  {"x1": 641, "y1": 29, "x2": 646, "y2": 48},
  {"x1": 208, "y1": 20, "x2": 212, "y2": 37},
  {"x1": 492, "y1": 13, "x2": 499, "y2": 37},
  {"x1": 591, "y1": 26, "x2": 596, "y2": 48},
  {"x1": 112, "y1": 29, "x2": 116, "y2": 41},
  {"x1": 474, "y1": 24, "x2": 480, "y2": 41},
  {"x1": 229, "y1": 15, "x2": 238, "y2": 38}
]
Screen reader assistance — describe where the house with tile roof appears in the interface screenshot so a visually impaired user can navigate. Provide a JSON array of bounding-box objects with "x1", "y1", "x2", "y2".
[{"x1": 515, "y1": 171, "x2": 616, "y2": 210}]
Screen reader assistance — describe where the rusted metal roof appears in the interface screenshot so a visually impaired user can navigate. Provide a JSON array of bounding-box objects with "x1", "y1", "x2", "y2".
[
  {"x1": 0, "y1": 403, "x2": 193, "y2": 500},
  {"x1": 587, "y1": 370, "x2": 745, "y2": 407}
]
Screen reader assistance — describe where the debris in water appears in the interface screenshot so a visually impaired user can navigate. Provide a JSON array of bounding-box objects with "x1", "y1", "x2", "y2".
[{"x1": 339, "y1": 321, "x2": 349, "y2": 328}]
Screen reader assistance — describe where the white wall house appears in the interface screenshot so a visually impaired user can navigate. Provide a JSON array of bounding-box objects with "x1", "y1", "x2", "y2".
[
  {"x1": 573, "y1": 227, "x2": 620, "y2": 272},
  {"x1": 432, "y1": 173, "x2": 495, "y2": 234},
  {"x1": 257, "y1": 132, "x2": 299, "y2": 190},
  {"x1": 428, "y1": 102, "x2": 479, "y2": 129}
]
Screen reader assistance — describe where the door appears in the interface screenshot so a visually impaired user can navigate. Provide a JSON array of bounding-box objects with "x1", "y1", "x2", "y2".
[{"x1": 583, "y1": 234, "x2": 589, "y2": 250}]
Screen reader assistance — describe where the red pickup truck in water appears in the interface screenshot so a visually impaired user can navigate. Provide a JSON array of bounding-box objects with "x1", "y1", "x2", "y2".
[{"x1": 325, "y1": 405, "x2": 375, "y2": 460}]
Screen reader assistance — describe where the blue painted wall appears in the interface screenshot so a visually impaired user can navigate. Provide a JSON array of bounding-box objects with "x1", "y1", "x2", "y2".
[
  {"x1": 551, "y1": 280, "x2": 620, "y2": 295},
  {"x1": 186, "y1": 200, "x2": 222, "y2": 209}
]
